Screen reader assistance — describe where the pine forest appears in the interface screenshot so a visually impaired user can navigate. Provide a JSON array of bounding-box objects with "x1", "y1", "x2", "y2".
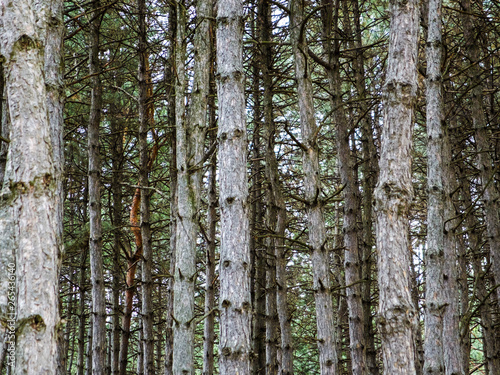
[{"x1": 0, "y1": 0, "x2": 499, "y2": 374}]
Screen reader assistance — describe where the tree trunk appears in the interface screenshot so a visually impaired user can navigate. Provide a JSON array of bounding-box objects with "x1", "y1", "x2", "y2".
[
  {"x1": 110, "y1": 101, "x2": 124, "y2": 375},
  {"x1": 320, "y1": 1, "x2": 367, "y2": 373},
  {"x1": 423, "y1": 0, "x2": 465, "y2": 372},
  {"x1": 373, "y1": 0, "x2": 419, "y2": 373},
  {"x1": 257, "y1": 0, "x2": 294, "y2": 372},
  {"x1": 250, "y1": 90, "x2": 266, "y2": 375},
  {"x1": 203, "y1": 96, "x2": 217, "y2": 375},
  {"x1": 350, "y1": 0, "x2": 379, "y2": 371},
  {"x1": 77, "y1": 248, "x2": 88, "y2": 375},
  {"x1": 173, "y1": 0, "x2": 211, "y2": 370},
  {"x1": 88, "y1": 2, "x2": 107, "y2": 373},
  {"x1": 164, "y1": 3, "x2": 177, "y2": 374},
  {"x1": 216, "y1": 0, "x2": 252, "y2": 371},
  {"x1": 258, "y1": 0, "x2": 294, "y2": 371},
  {"x1": 0, "y1": 0, "x2": 64, "y2": 373},
  {"x1": 137, "y1": 1, "x2": 155, "y2": 373},
  {"x1": 289, "y1": 0, "x2": 339, "y2": 373}
]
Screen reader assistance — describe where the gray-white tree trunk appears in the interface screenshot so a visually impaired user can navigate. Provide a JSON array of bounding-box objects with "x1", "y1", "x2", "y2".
[
  {"x1": 424, "y1": 38, "x2": 446, "y2": 363},
  {"x1": 0, "y1": 1, "x2": 64, "y2": 374},
  {"x1": 172, "y1": 0, "x2": 212, "y2": 371},
  {"x1": 164, "y1": 4, "x2": 177, "y2": 374},
  {"x1": 289, "y1": 0, "x2": 338, "y2": 373},
  {"x1": 216, "y1": 0, "x2": 252, "y2": 372},
  {"x1": 373, "y1": 0, "x2": 419, "y2": 373}
]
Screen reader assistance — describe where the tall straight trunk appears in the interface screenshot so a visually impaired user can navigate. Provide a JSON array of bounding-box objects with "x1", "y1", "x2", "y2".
[
  {"x1": 137, "y1": 1, "x2": 155, "y2": 373},
  {"x1": 250, "y1": 13, "x2": 266, "y2": 373},
  {"x1": 320, "y1": 1, "x2": 367, "y2": 373},
  {"x1": 0, "y1": 1, "x2": 64, "y2": 374},
  {"x1": 265, "y1": 245, "x2": 278, "y2": 375},
  {"x1": 250, "y1": 110, "x2": 266, "y2": 375},
  {"x1": 460, "y1": 0, "x2": 500, "y2": 308},
  {"x1": 441, "y1": 145, "x2": 464, "y2": 375},
  {"x1": 203, "y1": 98, "x2": 217, "y2": 375},
  {"x1": 88, "y1": 2, "x2": 107, "y2": 373},
  {"x1": 258, "y1": 0, "x2": 294, "y2": 370},
  {"x1": 78, "y1": 249, "x2": 88, "y2": 375},
  {"x1": 260, "y1": 20, "x2": 279, "y2": 368},
  {"x1": 289, "y1": 0, "x2": 338, "y2": 373},
  {"x1": 164, "y1": 3, "x2": 177, "y2": 374},
  {"x1": 350, "y1": 0, "x2": 379, "y2": 371},
  {"x1": 110, "y1": 102, "x2": 124, "y2": 375},
  {"x1": 173, "y1": 0, "x2": 211, "y2": 370},
  {"x1": 216, "y1": 0, "x2": 252, "y2": 372},
  {"x1": 373, "y1": 0, "x2": 419, "y2": 373},
  {"x1": 424, "y1": 0, "x2": 464, "y2": 373},
  {"x1": 86, "y1": 318, "x2": 93, "y2": 375}
]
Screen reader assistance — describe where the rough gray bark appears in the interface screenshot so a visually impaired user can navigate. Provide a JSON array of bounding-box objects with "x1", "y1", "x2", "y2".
[
  {"x1": 423, "y1": 0, "x2": 464, "y2": 372},
  {"x1": 373, "y1": 0, "x2": 419, "y2": 373},
  {"x1": 87, "y1": 1, "x2": 106, "y2": 373},
  {"x1": 216, "y1": 0, "x2": 252, "y2": 372},
  {"x1": 0, "y1": 1, "x2": 64, "y2": 374},
  {"x1": 164, "y1": 3, "x2": 177, "y2": 374},
  {"x1": 289, "y1": 0, "x2": 338, "y2": 373},
  {"x1": 172, "y1": 2, "x2": 193, "y2": 372},
  {"x1": 172, "y1": 0, "x2": 212, "y2": 371}
]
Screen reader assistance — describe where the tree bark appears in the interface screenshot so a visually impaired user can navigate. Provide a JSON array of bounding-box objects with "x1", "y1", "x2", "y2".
[
  {"x1": 373, "y1": 0, "x2": 419, "y2": 373},
  {"x1": 216, "y1": 0, "x2": 252, "y2": 372},
  {"x1": 289, "y1": 0, "x2": 338, "y2": 373},
  {"x1": 320, "y1": 1, "x2": 367, "y2": 373},
  {"x1": 87, "y1": 2, "x2": 107, "y2": 373},
  {"x1": 173, "y1": 0, "x2": 211, "y2": 371},
  {"x1": 203, "y1": 95, "x2": 217, "y2": 375},
  {"x1": 423, "y1": 0, "x2": 465, "y2": 372},
  {"x1": 137, "y1": 1, "x2": 155, "y2": 373},
  {"x1": 0, "y1": 1, "x2": 64, "y2": 374},
  {"x1": 350, "y1": 0, "x2": 379, "y2": 371},
  {"x1": 164, "y1": 3, "x2": 177, "y2": 374},
  {"x1": 250, "y1": 73, "x2": 266, "y2": 375},
  {"x1": 110, "y1": 101, "x2": 124, "y2": 375},
  {"x1": 258, "y1": 0, "x2": 294, "y2": 371}
]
